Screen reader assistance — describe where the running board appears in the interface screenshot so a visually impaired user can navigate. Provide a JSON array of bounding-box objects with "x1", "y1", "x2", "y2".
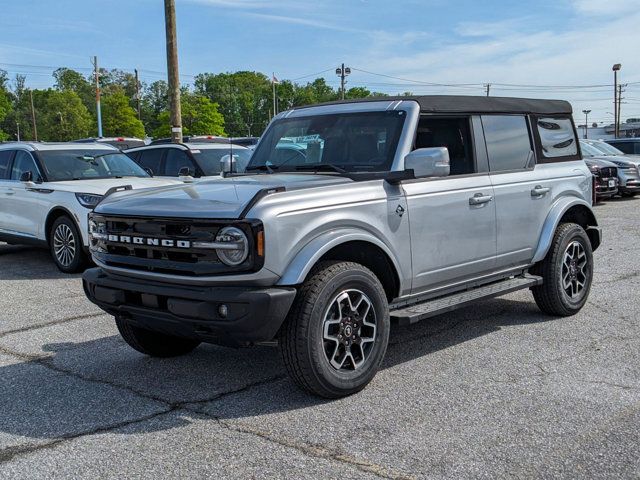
[{"x1": 390, "y1": 275, "x2": 542, "y2": 326}]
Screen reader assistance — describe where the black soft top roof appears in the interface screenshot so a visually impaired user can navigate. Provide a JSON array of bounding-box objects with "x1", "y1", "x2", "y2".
[{"x1": 299, "y1": 95, "x2": 572, "y2": 116}]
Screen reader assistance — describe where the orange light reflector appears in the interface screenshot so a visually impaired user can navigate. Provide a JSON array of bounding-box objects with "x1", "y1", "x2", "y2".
[{"x1": 257, "y1": 231, "x2": 264, "y2": 257}]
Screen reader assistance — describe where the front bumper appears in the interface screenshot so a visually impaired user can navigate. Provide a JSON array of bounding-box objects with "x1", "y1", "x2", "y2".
[
  {"x1": 594, "y1": 177, "x2": 618, "y2": 198},
  {"x1": 82, "y1": 268, "x2": 297, "y2": 346}
]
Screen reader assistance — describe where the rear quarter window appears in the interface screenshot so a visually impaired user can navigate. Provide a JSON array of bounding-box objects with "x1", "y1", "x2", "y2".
[{"x1": 534, "y1": 116, "x2": 579, "y2": 161}]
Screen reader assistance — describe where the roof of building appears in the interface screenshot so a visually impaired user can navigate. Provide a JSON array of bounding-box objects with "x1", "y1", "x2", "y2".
[{"x1": 298, "y1": 95, "x2": 572, "y2": 115}]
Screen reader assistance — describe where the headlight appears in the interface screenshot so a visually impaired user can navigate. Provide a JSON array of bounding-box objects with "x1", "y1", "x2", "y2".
[
  {"x1": 88, "y1": 215, "x2": 108, "y2": 252},
  {"x1": 76, "y1": 193, "x2": 104, "y2": 209},
  {"x1": 214, "y1": 226, "x2": 249, "y2": 266},
  {"x1": 588, "y1": 165, "x2": 599, "y2": 173}
]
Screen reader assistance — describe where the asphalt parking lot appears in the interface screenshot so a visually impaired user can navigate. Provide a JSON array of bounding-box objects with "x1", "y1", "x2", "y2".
[{"x1": 0, "y1": 199, "x2": 638, "y2": 479}]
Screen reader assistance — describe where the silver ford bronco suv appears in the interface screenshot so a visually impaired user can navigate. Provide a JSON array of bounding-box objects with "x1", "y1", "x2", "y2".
[{"x1": 83, "y1": 96, "x2": 601, "y2": 398}]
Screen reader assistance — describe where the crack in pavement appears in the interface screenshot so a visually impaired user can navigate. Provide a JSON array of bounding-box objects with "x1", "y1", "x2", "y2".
[{"x1": 0, "y1": 313, "x2": 105, "y2": 339}]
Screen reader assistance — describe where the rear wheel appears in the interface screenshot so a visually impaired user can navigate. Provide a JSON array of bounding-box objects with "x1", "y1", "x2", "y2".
[
  {"x1": 50, "y1": 216, "x2": 88, "y2": 273},
  {"x1": 279, "y1": 261, "x2": 390, "y2": 398},
  {"x1": 116, "y1": 316, "x2": 201, "y2": 358},
  {"x1": 531, "y1": 223, "x2": 593, "y2": 316}
]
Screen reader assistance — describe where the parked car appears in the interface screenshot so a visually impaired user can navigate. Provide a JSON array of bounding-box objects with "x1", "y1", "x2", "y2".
[
  {"x1": 583, "y1": 158, "x2": 618, "y2": 200},
  {"x1": 83, "y1": 95, "x2": 601, "y2": 398},
  {"x1": 606, "y1": 138, "x2": 640, "y2": 155},
  {"x1": 580, "y1": 140, "x2": 640, "y2": 197},
  {"x1": 231, "y1": 137, "x2": 260, "y2": 149},
  {"x1": 149, "y1": 135, "x2": 230, "y2": 145},
  {"x1": 73, "y1": 137, "x2": 146, "y2": 150},
  {"x1": 0, "y1": 142, "x2": 182, "y2": 272},
  {"x1": 124, "y1": 142, "x2": 252, "y2": 179}
]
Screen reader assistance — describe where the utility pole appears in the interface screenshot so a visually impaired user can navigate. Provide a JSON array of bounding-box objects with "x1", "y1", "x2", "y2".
[
  {"x1": 617, "y1": 84, "x2": 626, "y2": 137},
  {"x1": 613, "y1": 63, "x2": 621, "y2": 138},
  {"x1": 29, "y1": 89, "x2": 38, "y2": 141},
  {"x1": 582, "y1": 109, "x2": 591, "y2": 139},
  {"x1": 134, "y1": 69, "x2": 141, "y2": 120},
  {"x1": 16, "y1": 122, "x2": 20, "y2": 141},
  {"x1": 93, "y1": 56, "x2": 103, "y2": 138},
  {"x1": 164, "y1": 0, "x2": 182, "y2": 143},
  {"x1": 272, "y1": 73, "x2": 278, "y2": 119},
  {"x1": 485, "y1": 83, "x2": 491, "y2": 96},
  {"x1": 336, "y1": 64, "x2": 351, "y2": 100}
]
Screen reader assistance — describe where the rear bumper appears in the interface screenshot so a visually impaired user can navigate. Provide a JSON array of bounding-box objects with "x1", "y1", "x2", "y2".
[{"x1": 82, "y1": 268, "x2": 297, "y2": 346}]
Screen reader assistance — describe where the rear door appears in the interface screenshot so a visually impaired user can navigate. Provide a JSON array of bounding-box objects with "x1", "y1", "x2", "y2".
[
  {"x1": 483, "y1": 115, "x2": 552, "y2": 268},
  {"x1": 0, "y1": 149, "x2": 15, "y2": 234}
]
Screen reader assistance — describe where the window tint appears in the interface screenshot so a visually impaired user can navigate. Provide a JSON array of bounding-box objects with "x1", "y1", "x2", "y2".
[
  {"x1": 482, "y1": 115, "x2": 533, "y2": 172},
  {"x1": 11, "y1": 151, "x2": 40, "y2": 181},
  {"x1": 136, "y1": 149, "x2": 164, "y2": 175},
  {"x1": 536, "y1": 117, "x2": 578, "y2": 158},
  {"x1": 165, "y1": 149, "x2": 196, "y2": 176},
  {"x1": 415, "y1": 117, "x2": 475, "y2": 175},
  {"x1": 0, "y1": 150, "x2": 13, "y2": 179},
  {"x1": 608, "y1": 142, "x2": 635, "y2": 154}
]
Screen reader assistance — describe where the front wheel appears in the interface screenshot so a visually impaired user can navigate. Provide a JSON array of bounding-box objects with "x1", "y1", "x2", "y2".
[
  {"x1": 50, "y1": 216, "x2": 88, "y2": 273},
  {"x1": 531, "y1": 223, "x2": 593, "y2": 316},
  {"x1": 279, "y1": 261, "x2": 390, "y2": 398}
]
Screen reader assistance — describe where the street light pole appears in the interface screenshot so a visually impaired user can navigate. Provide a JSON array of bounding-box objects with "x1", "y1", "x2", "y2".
[
  {"x1": 164, "y1": 0, "x2": 182, "y2": 143},
  {"x1": 582, "y1": 109, "x2": 591, "y2": 139},
  {"x1": 336, "y1": 64, "x2": 351, "y2": 100},
  {"x1": 613, "y1": 63, "x2": 621, "y2": 138}
]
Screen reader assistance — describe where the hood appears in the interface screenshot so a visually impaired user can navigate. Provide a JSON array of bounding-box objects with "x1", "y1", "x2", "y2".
[
  {"x1": 95, "y1": 173, "x2": 352, "y2": 219},
  {"x1": 595, "y1": 154, "x2": 640, "y2": 168},
  {"x1": 47, "y1": 177, "x2": 183, "y2": 195},
  {"x1": 584, "y1": 158, "x2": 617, "y2": 168}
]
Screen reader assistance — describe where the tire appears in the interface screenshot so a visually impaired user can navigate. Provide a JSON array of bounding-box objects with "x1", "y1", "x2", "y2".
[
  {"x1": 50, "y1": 216, "x2": 88, "y2": 273},
  {"x1": 279, "y1": 261, "x2": 390, "y2": 398},
  {"x1": 621, "y1": 191, "x2": 637, "y2": 198},
  {"x1": 116, "y1": 316, "x2": 201, "y2": 358},
  {"x1": 531, "y1": 223, "x2": 593, "y2": 316}
]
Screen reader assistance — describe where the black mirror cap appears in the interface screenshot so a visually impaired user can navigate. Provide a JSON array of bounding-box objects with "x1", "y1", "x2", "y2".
[{"x1": 20, "y1": 171, "x2": 33, "y2": 182}]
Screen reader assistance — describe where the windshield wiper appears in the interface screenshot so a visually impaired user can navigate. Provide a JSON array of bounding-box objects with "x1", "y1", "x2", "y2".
[
  {"x1": 245, "y1": 164, "x2": 276, "y2": 174},
  {"x1": 291, "y1": 164, "x2": 347, "y2": 174}
]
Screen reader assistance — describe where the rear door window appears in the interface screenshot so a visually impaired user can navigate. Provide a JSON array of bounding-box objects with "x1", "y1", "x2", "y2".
[
  {"x1": 482, "y1": 115, "x2": 533, "y2": 172},
  {"x1": 535, "y1": 117, "x2": 578, "y2": 159},
  {"x1": 0, "y1": 150, "x2": 13, "y2": 179},
  {"x1": 136, "y1": 149, "x2": 164, "y2": 176}
]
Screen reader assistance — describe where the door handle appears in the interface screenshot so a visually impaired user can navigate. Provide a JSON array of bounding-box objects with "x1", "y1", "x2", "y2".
[
  {"x1": 531, "y1": 185, "x2": 551, "y2": 197},
  {"x1": 469, "y1": 193, "x2": 493, "y2": 205}
]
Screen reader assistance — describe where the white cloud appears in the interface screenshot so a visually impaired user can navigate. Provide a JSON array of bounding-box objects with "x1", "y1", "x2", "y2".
[
  {"x1": 570, "y1": 0, "x2": 639, "y2": 16},
  {"x1": 243, "y1": 12, "x2": 364, "y2": 33}
]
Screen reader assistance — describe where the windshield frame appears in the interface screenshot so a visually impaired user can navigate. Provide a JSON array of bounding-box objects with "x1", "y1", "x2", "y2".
[
  {"x1": 246, "y1": 109, "x2": 410, "y2": 174},
  {"x1": 35, "y1": 149, "x2": 151, "y2": 182}
]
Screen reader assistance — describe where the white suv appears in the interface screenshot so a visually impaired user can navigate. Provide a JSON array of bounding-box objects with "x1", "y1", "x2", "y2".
[{"x1": 0, "y1": 142, "x2": 182, "y2": 272}]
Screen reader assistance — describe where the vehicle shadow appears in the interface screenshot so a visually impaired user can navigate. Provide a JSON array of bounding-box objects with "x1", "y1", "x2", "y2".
[
  {"x1": 0, "y1": 244, "x2": 85, "y2": 281},
  {"x1": 0, "y1": 296, "x2": 555, "y2": 443}
]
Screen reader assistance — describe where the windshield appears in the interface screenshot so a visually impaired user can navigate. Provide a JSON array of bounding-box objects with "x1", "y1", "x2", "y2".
[
  {"x1": 192, "y1": 148, "x2": 253, "y2": 175},
  {"x1": 38, "y1": 150, "x2": 150, "y2": 181},
  {"x1": 247, "y1": 111, "x2": 406, "y2": 173},
  {"x1": 580, "y1": 141, "x2": 604, "y2": 158},
  {"x1": 587, "y1": 141, "x2": 624, "y2": 156}
]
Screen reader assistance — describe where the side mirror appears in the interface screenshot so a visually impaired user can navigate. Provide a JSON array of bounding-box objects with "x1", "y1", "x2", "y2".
[
  {"x1": 144, "y1": 167, "x2": 154, "y2": 176},
  {"x1": 404, "y1": 147, "x2": 450, "y2": 178},
  {"x1": 220, "y1": 155, "x2": 235, "y2": 175},
  {"x1": 20, "y1": 171, "x2": 33, "y2": 183},
  {"x1": 178, "y1": 166, "x2": 195, "y2": 182}
]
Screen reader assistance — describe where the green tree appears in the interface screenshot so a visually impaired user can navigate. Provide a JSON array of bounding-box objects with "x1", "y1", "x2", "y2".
[
  {"x1": 39, "y1": 90, "x2": 92, "y2": 141},
  {"x1": 101, "y1": 88, "x2": 145, "y2": 138},
  {"x1": 141, "y1": 80, "x2": 168, "y2": 135},
  {"x1": 53, "y1": 68, "x2": 95, "y2": 114},
  {"x1": 0, "y1": 69, "x2": 12, "y2": 140},
  {"x1": 152, "y1": 92, "x2": 225, "y2": 138}
]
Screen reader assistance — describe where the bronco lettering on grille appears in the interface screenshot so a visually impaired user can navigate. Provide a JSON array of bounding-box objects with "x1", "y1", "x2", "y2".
[{"x1": 107, "y1": 234, "x2": 191, "y2": 249}]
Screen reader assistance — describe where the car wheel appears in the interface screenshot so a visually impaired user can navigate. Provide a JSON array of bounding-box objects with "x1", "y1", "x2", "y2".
[
  {"x1": 531, "y1": 223, "x2": 593, "y2": 316},
  {"x1": 279, "y1": 261, "x2": 390, "y2": 398},
  {"x1": 50, "y1": 216, "x2": 88, "y2": 273},
  {"x1": 115, "y1": 316, "x2": 201, "y2": 357}
]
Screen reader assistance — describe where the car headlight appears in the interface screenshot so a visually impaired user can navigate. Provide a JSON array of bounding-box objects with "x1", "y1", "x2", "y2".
[
  {"x1": 214, "y1": 226, "x2": 249, "y2": 266},
  {"x1": 588, "y1": 165, "x2": 599, "y2": 173},
  {"x1": 76, "y1": 193, "x2": 104, "y2": 209},
  {"x1": 88, "y1": 215, "x2": 108, "y2": 252}
]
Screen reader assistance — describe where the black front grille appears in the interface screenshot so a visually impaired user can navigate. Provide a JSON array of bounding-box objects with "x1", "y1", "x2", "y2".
[
  {"x1": 598, "y1": 167, "x2": 617, "y2": 178},
  {"x1": 91, "y1": 216, "x2": 261, "y2": 276}
]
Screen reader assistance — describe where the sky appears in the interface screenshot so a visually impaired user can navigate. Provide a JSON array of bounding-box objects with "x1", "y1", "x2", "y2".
[{"x1": 0, "y1": 0, "x2": 639, "y2": 126}]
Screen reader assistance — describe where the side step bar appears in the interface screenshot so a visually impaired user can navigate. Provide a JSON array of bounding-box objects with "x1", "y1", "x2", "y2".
[{"x1": 390, "y1": 274, "x2": 542, "y2": 326}]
